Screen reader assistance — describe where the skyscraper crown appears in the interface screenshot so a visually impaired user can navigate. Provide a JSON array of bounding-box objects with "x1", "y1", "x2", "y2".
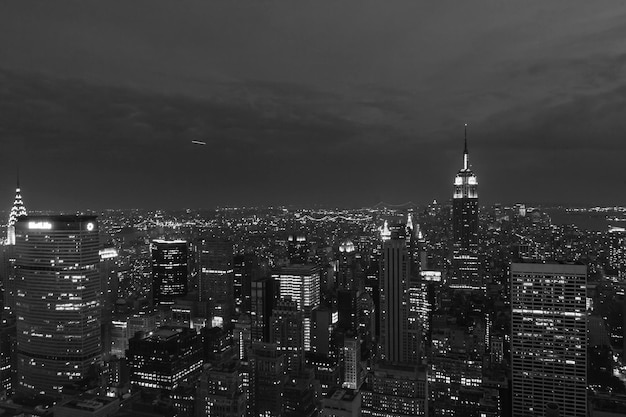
[{"x1": 7, "y1": 175, "x2": 27, "y2": 245}]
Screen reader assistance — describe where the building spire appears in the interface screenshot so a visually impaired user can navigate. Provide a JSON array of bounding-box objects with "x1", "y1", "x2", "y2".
[
  {"x1": 463, "y1": 123, "x2": 469, "y2": 170},
  {"x1": 7, "y1": 172, "x2": 27, "y2": 245}
]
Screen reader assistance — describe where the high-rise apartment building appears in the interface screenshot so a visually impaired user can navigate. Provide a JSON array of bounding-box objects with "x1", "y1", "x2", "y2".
[
  {"x1": 272, "y1": 264, "x2": 320, "y2": 351},
  {"x1": 15, "y1": 215, "x2": 101, "y2": 396},
  {"x1": 451, "y1": 126, "x2": 481, "y2": 290},
  {"x1": 511, "y1": 262, "x2": 587, "y2": 417},
  {"x1": 151, "y1": 239, "x2": 188, "y2": 306}
]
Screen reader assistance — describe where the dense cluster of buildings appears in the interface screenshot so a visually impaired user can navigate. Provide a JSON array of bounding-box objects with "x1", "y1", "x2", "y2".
[{"x1": 0, "y1": 133, "x2": 625, "y2": 417}]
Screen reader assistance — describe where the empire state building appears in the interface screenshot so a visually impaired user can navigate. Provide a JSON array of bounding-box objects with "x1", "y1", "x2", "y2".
[{"x1": 450, "y1": 125, "x2": 481, "y2": 290}]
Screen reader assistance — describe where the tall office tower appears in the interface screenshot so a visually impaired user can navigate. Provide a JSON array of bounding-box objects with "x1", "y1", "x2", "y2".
[
  {"x1": 198, "y1": 361, "x2": 246, "y2": 417},
  {"x1": 337, "y1": 289, "x2": 359, "y2": 333},
  {"x1": 379, "y1": 224, "x2": 421, "y2": 364},
  {"x1": 272, "y1": 264, "x2": 320, "y2": 351},
  {"x1": 151, "y1": 239, "x2": 188, "y2": 306},
  {"x1": 99, "y1": 246, "x2": 119, "y2": 357},
  {"x1": 15, "y1": 215, "x2": 101, "y2": 396},
  {"x1": 233, "y1": 253, "x2": 257, "y2": 314},
  {"x1": 270, "y1": 300, "x2": 305, "y2": 374},
  {"x1": 198, "y1": 239, "x2": 234, "y2": 328},
  {"x1": 99, "y1": 247, "x2": 119, "y2": 318},
  {"x1": 127, "y1": 326, "x2": 203, "y2": 395},
  {"x1": 6, "y1": 178, "x2": 26, "y2": 246},
  {"x1": 607, "y1": 226, "x2": 626, "y2": 278},
  {"x1": 361, "y1": 363, "x2": 428, "y2": 416},
  {"x1": 250, "y1": 276, "x2": 276, "y2": 343},
  {"x1": 451, "y1": 126, "x2": 481, "y2": 290},
  {"x1": 311, "y1": 305, "x2": 337, "y2": 357},
  {"x1": 248, "y1": 341, "x2": 286, "y2": 417},
  {"x1": 511, "y1": 262, "x2": 587, "y2": 417}
]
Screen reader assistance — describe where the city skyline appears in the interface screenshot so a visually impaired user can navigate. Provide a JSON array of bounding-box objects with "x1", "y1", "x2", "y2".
[
  {"x1": 3, "y1": 2, "x2": 626, "y2": 416},
  {"x1": 2, "y1": 2, "x2": 626, "y2": 210}
]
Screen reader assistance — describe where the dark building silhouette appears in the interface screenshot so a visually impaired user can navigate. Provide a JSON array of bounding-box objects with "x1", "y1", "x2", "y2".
[
  {"x1": 198, "y1": 239, "x2": 234, "y2": 328},
  {"x1": 250, "y1": 276, "x2": 276, "y2": 343},
  {"x1": 127, "y1": 326, "x2": 203, "y2": 395},
  {"x1": 379, "y1": 223, "x2": 421, "y2": 364},
  {"x1": 248, "y1": 341, "x2": 286, "y2": 416},
  {"x1": 270, "y1": 300, "x2": 305, "y2": 374},
  {"x1": 198, "y1": 360, "x2": 246, "y2": 417}
]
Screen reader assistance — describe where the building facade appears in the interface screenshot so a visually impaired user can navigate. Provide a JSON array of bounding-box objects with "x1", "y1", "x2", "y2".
[
  {"x1": 151, "y1": 239, "x2": 188, "y2": 306},
  {"x1": 511, "y1": 262, "x2": 587, "y2": 417},
  {"x1": 15, "y1": 215, "x2": 101, "y2": 396},
  {"x1": 272, "y1": 264, "x2": 321, "y2": 351}
]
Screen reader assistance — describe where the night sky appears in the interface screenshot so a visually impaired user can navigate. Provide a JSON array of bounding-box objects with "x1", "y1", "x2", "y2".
[{"x1": 1, "y1": 1, "x2": 626, "y2": 210}]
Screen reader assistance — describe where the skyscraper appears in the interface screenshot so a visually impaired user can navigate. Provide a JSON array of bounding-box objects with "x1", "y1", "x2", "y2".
[
  {"x1": 379, "y1": 224, "x2": 420, "y2": 364},
  {"x1": 511, "y1": 261, "x2": 587, "y2": 417},
  {"x1": 2, "y1": 179, "x2": 26, "y2": 317},
  {"x1": 451, "y1": 125, "x2": 481, "y2": 290},
  {"x1": 250, "y1": 276, "x2": 276, "y2": 343},
  {"x1": 6, "y1": 178, "x2": 26, "y2": 246},
  {"x1": 272, "y1": 264, "x2": 320, "y2": 351},
  {"x1": 198, "y1": 239, "x2": 234, "y2": 328},
  {"x1": 151, "y1": 239, "x2": 188, "y2": 306},
  {"x1": 15, "y1": 215, "x2": 101, "y2": 396}
]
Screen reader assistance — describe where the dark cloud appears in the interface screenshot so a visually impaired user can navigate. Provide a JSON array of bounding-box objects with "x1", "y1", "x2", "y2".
[{"x1": 1, "y1": 1, "x2": 626, "y2": 209}]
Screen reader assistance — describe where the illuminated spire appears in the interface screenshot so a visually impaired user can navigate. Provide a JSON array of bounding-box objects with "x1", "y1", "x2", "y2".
[
  {"x1": 463, "y1": 123, "x2": 469, "y2": 170},
  {"x1": 7, "y1": 174, "x2": 27, "y2": 245}
]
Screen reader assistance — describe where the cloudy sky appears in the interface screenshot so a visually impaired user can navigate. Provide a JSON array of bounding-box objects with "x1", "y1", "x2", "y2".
[{"x1": 1, "y1": 1, "x2": 626, "y2": 210}]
